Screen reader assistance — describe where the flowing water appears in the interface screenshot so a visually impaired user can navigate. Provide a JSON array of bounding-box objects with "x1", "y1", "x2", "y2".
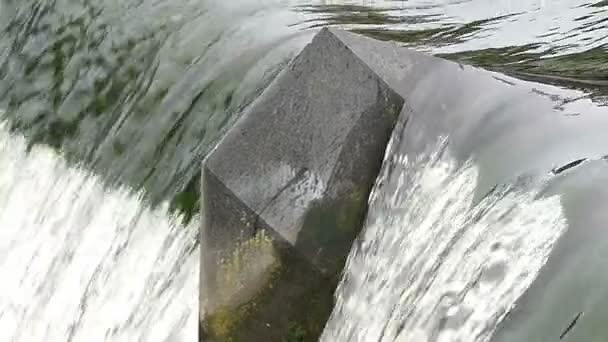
[
  {"x1": 0, "y1": 0, "x2": 607, "y2": 341},
  {"x1": 0, "y1": 119, "x2": 198, "y2": 341},
  {"x1": 320, "y1": 136, "x2": 567, "y2": 342}
]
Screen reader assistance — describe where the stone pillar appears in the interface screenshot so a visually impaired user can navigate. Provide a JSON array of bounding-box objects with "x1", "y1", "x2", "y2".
[{"x1": 199, "y1": 28, "x2": 403, "y2": 341}]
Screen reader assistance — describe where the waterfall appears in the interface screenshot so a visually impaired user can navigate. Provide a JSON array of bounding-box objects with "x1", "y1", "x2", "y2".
[
  {"x1": 321, "y1": 130, "x2": 568, "y2": 341},
  {"x1": 0, "y1": 119, "x2": 198, "y2": 342}
]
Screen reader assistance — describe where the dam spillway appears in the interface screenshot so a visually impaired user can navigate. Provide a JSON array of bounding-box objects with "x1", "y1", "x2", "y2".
[
  {"x1": 200, "y1": 28, "x2": 608, "y2": 341},
  {"x1": 1, "y1": 1, "x2": 608, "y2": 341}
]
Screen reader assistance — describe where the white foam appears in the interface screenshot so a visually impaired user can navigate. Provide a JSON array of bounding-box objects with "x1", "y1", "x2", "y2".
[{"x1": 0, "y1": 121, "x2": 198, "y2": 342}]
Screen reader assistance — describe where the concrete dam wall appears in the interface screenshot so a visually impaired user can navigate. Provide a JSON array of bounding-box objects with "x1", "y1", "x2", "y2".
[{"x1": 200, "y1": 28, "x2": 608, "y2": 341}]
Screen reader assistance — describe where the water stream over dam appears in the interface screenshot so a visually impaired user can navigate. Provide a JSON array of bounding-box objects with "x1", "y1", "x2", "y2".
[{"x1": 0, "y1": 0, "x2": 607, "y2": 341}]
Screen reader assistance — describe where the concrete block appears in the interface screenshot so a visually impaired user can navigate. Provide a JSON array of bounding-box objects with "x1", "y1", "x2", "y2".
[{"x1": 200, "y1": 27, "x2": 403, "y2": 341}]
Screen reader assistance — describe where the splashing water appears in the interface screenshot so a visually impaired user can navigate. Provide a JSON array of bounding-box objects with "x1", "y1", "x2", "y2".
[
  {"x1": 0, "y1": 119, "x2": 198, "y2": 342},
  {"x1": 321, "y1": 137, "x2": 568, "y2": 342}
]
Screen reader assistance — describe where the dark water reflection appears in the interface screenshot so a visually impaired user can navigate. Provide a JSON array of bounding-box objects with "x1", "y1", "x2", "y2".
[
  {"x1": 302, "y1": 1, "x2": 608, "y2": 96},
  {"x1": 0, "y1": 0, "x2": 606, "y2": 221}
]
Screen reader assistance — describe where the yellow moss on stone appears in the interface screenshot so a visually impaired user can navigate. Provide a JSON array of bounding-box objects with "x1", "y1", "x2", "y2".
[
  {"x1": 206, "y1": 307, "x2": 237, "y2": 342},
  {"x1": 216, "y1": 230, "x2": 277, "y2": 308},
  {"x1": 204, "y1": 233, "x2": 284, "y2": 341}
]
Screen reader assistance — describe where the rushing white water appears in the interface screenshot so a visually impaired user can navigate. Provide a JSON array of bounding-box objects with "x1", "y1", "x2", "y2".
[
  {"x1": 0, "y1": 120, "x2": 198, "y2": 342},
  {"x1": 321, "y1": 137, "x2": 568, "y2": 342}
]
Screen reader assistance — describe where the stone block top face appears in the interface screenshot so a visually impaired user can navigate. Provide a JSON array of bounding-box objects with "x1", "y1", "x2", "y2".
[{"x1": 205, "y1": 28, "x2": 403, "y2": 245}]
